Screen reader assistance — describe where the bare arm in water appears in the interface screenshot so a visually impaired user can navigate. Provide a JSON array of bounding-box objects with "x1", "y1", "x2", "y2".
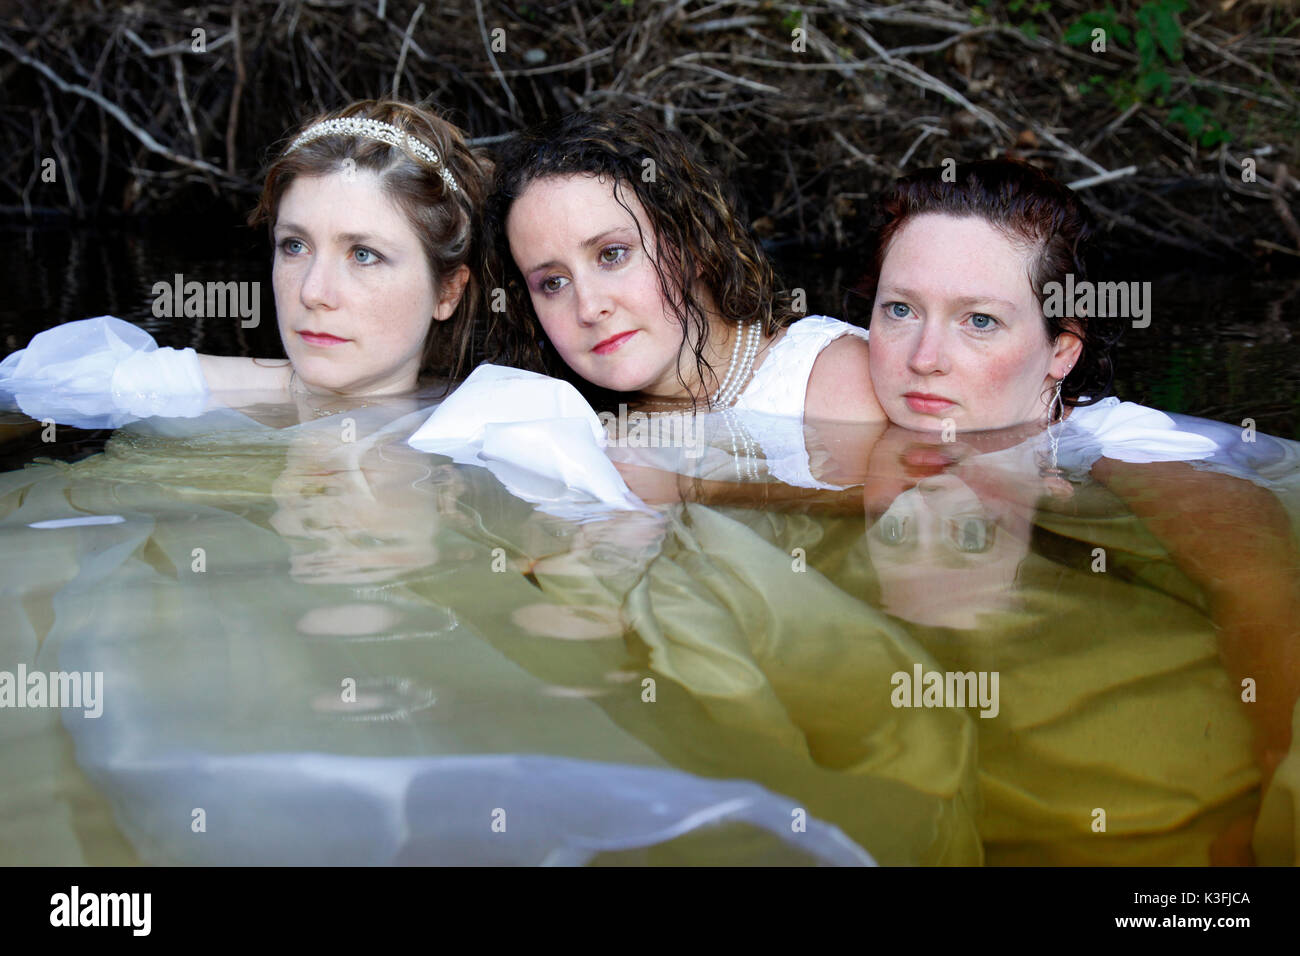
[
  {"x1": 1092, "y1": 457, "x2": 1300, "y2": 863},
  {"x1": 198, "y1": 355, "x2": 293, "y2": 392},
  {"x1": 609, "y1": 418, "x2": 889, "y2": 513}
]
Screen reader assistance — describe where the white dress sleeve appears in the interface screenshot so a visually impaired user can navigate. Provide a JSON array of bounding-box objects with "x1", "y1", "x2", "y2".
[
  {"x1": 407, "y1": 363, "x2": 652, "y2": 518},
  {"x1": 0, "y1": 315, "x2": 209, "y2": 428},
  {"x1": 733, "y1": 316, "x2": 871, "y2": 490},
  {"x1": 733, "y1": 315, "x2": 869, "y2": 419}
]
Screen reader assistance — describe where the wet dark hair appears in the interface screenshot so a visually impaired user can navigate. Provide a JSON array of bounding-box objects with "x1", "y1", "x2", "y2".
[
  {"x1": 249, "y1": 98, "x2": 491, "y2": 387},
  {"x1": 857, "y1": 158, "x2": 1121, "y2": 411},
  {"x1": 481, "y1": 109, "x2": 796, "y2": 407}
]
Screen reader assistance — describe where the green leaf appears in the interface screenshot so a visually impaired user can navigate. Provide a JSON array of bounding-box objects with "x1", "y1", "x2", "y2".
[
  {"x1": 1064, "y1": 21, "x2": 1094, "y2": 46},
  {"x1": 1201, "y1": 127, "x2": 1231, "y2": 147},
  {"x1": 1065, "y1": 9, "x2": 1125, "y2": 47},
  {"x1": 1167, "y1": 101, "x2": 1230, "y2": 148},
  {"x1": 1135, "y1": 27, "x2": 1157, "y2": 72},
  {"x1": 1137, "y1": 68, "x2": 1171, "y2": 98},
  {"x1": 1168, "y1": 103, "x2": 1203, "y2": 138},
  {"x1": 1137, "y1": 0, "x2": 1184, "y2": 62}
]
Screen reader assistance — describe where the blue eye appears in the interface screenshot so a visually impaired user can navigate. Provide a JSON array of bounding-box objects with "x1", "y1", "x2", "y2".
[
  {"x1": 885, "y1": 302, "x2": 911, "y2": 319},
  {"x1": 353, "y1": 247, "x2": 381, "y2": 265},
  {"x1": 948, "y1": 517, "x2": 994, "y2": 553},
  {"x1": 876, "y1": 514, "x2": 909, "y2": 545},
  {"x1": 279, "y1": 238, "x2": 306, "y2": 256},
  {"x1": 969, "y1": 313, "x2": 998, "y2": 330}
]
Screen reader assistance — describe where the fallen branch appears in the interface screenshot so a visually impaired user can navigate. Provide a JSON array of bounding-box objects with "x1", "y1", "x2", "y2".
[
  {"x1": 0, "y1": 34, "x2": 231, "y2": 180},
  {"x1": 1067, "y1": 165, "x2": 1138, "y2": 191}
]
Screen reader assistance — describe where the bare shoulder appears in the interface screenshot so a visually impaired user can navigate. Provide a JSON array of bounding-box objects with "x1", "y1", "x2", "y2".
[
  {"x1": 805, "y1": 333, "x2": 885, "y2": 422},
  {"x1": 198, "y1": 354, "x2": 292, "y2": 393}
]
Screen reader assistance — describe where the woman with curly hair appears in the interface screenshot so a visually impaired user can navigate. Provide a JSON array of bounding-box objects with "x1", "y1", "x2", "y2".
[{"x1": 481, "y1": 109, "x2": 881, "y2": 422}]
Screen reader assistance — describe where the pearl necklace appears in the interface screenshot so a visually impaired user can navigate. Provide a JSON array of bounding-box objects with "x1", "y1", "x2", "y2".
[
  {"x1": 710, "y1": 319, "x2": 761, "y2": 408},
  {"x1": 721, "y1": 408, "x2": 760, "y2": 480},
  {"x1": 633, "y1": 320, "x2": 762, "y2": 411}
]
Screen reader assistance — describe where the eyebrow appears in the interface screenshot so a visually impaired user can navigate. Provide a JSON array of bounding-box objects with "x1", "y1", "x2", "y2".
[
  {"x1": 521, "y1": 227, "x2": 638, "y2": 276},
  {"x1": 274, "y1": 223, "x2": 396, "y2": 247},
  {"x1": 881, "y1": 286, "x2": 1019, "y2": 310}
]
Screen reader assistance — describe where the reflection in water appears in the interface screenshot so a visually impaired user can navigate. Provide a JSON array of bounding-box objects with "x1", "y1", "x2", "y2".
[
  {"x1": 0, "y1": 397, "x2": 1297, "y2": 866},
  {"x1": 849, "y1": 425, "x2": 1047, "y2": 629},
  {"x1": 838, "y1": 416, "x2": 1298, "y2": 865},
  {"x1": 295, "y1": 602, "x2": 457, "y2": 643},
  {"x1": 868, "y1": 470, "x2": 1025, "y2": 629},
  {"x1": 310, "y1": 677, "x2": 439, "y2": 722}
]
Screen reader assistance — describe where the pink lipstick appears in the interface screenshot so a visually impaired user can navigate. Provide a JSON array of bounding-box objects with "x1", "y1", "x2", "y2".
[
  {"x1": 593, "y1": 330, "x2": 637, "y2": 355},
  {"x1": 904, "y1": 393, "x2": 954, "y2": 415},
  {"x1": 299, "y1": 331, "x2": 350, "y2": 347}
]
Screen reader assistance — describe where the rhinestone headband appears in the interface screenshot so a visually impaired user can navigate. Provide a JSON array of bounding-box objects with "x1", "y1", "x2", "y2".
[{"x1": 286, "y1": 117, "x2": 459, "y2": 192}]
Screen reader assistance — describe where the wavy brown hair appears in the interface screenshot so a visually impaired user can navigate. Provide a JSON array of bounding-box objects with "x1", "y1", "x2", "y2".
[
  {"x1": 249, "y1": 98, "x2": 490, "y2": 389},
  {"x1": 482, "y1": 109, "x2": 797, "y2": 407},
  {"x1": 855, "y1": 158, "x2": 1121, "y2": 412}
]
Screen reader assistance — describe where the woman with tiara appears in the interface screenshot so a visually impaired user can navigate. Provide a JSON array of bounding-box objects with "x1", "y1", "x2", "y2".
[{"x1": 0, "y1": 98, "x2": 488, "y2": 428}]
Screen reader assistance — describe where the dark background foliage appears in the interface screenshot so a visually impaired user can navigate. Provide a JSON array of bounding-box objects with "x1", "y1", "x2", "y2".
[{"x1": 2, "y1": 0, "x2": 1298, "y2": 266}]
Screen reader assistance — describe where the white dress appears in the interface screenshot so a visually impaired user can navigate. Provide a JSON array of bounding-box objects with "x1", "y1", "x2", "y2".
[
  {"x1": 1055, "y1": 396, "x2": 1300, "y2": 492},
  {"x1": 599, "y1": 315, "x2": 872, "y2": 490},
  {"x1": 727, "y1": 315, "x2": 871, "y2": 490},
  {"x1": 733, "y1": 315, "x2": 870, "y2": 418}
]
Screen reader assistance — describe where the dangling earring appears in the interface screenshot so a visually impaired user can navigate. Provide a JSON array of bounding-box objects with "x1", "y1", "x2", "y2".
[
  {"x1": 1045, "y1": 377, "x2": 1064, "y2": 426},
  {"x1": 1038, "y1": 376, "x2": 1072, "y2": 498}
]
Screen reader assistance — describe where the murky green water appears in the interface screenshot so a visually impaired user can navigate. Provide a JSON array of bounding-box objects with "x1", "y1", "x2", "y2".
[{"x1": 0, "y1": 392, "x2": 1297, "y2": 865}]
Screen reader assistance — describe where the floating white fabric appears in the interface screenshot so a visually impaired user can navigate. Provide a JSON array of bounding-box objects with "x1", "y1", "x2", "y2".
[
  {"x1": 0, "y1": 315, "x2": 208, "y2": 428},
  {"x1": 1063, "y1": 396, "x2": 1221, "y2": 465},
  {"x1": 77, "y1": 751, "x2": 874, "y2": 866},
  {"x1": 408, "y1": 363, "x2": 651, "y2": 517}
]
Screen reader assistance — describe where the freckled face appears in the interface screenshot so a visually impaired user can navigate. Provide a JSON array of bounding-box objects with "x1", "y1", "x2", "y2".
[
  {"x1": 273, "y1": 171, "x2": 461, "y2": 396},
  {"x1": 867, "y1": 213, "x2": 1080, "y2": 431},
  {"x1": 506, "y1": 174, "x2": 719, "y2": 398}
]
